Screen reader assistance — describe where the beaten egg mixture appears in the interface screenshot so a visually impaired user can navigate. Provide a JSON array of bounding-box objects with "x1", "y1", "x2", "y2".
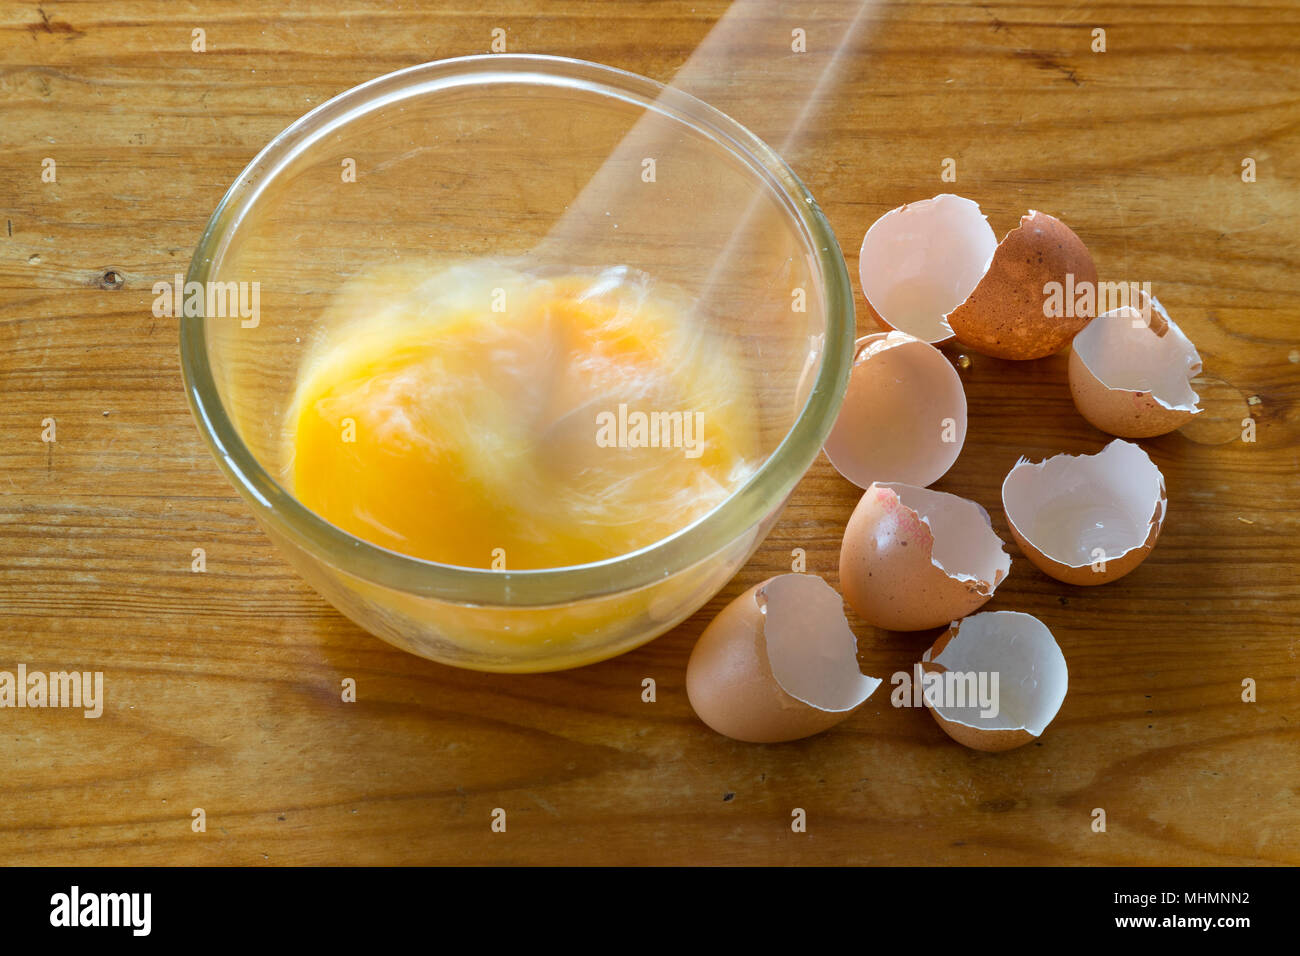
[{"x1": 286, "y1": 261, "x2": 759, "y2": 570}]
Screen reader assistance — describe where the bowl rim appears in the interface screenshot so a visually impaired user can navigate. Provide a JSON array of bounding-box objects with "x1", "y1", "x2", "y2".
[{"x1": 179, "y1": 53, "x2": 854, "y2": 607}]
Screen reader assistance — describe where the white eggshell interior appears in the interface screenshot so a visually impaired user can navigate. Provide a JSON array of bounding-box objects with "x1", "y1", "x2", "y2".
[
  {"x1": 823, "y1": 332, "x2": 968, "y2": 489},
  {"x1": 922, "y1": 610, "x2": 1067, "y2": 736},
  {"x1": 881, "y1": 483, "x2": 1010, "y2": 588},
  {"x1": 859, "y1": 194, "x2": 998, "y2": 343},
  {"x1": 758, "y1": 574, "x2": 882, "y2": 713},
  {"x1": 1002, "y1": 440, "x2": 1165, "y2": 568},
  {"x1": 1073, "y1": 294, "x2": 1202, "y2": 411}
]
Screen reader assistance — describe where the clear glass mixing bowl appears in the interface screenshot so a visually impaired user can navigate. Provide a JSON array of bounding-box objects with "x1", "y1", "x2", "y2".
[{"x1": 179, "y1": 54, "x2": 853, "y2": 672}]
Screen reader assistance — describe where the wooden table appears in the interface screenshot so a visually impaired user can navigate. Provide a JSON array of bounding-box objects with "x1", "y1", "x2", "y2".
[{"x1": 1, "y1": 0, "x2": 1296, "y2": 865}]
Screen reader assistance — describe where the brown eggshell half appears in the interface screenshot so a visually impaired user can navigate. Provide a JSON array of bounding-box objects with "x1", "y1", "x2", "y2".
[
  {"x1": 822, "y1": 332, "x2": 968, "y2": 489},
  {"x1": 947, "y1": 210, "x2": 1098, "y2": 360},
  {"x1": 1001, "y1": 440, "x2": 1166, "y2": 586},
  {"x1": 920, "y1": 611, "x2": 1068, "y2": 752},
  {"x1": 1068, "y1": 291, "x2": 1203, "y2": 438},
  {"x1": 685, "y1": 575, "x2": 881, "y2": 743},
  {"x1": 840, "y1": 483, "x2": 1010, "y2": 631}
]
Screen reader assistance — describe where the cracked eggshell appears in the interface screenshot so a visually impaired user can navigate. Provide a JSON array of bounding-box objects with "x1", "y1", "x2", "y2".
[
  {"x1": 686, "y1": 574, "x2": 882, "y2": 743},
  {"x1": 822, "y1": 332, "x2": 967, "y2": 489},
  {"x1": 858, "y1": 194, "x2": 998, "y2": 344},
  {"x1": 840, "y1": 483, "x2": 1010, "y2": 632},
  {"x1": 1001, "y1": 440, "x2": 1166, "y2": 586},
  {"x1": 921, "y1": 610, "x2": 1068, "y2": 752},
  {"x1": 947, "y1": 210, "x2": 1098, "y2": 360},
  {"x1": 1068, "y1": 291, "x2": 1203, "y2": 437}
]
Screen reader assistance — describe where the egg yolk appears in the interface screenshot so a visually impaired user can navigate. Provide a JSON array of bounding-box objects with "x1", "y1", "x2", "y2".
[{"x1": 287, "y1": 262, "x2": 758, "y2": 570}]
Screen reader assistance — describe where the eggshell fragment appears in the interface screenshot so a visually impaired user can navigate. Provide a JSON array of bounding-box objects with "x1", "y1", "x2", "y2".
[
  {"x1": 858, "y1": 194, "x2": 998, "y2": 344},
  {"x1": 840, "y1": 483, "x2": 1010, "y2": 631},
  {"x1": 1068, "y1": 291, "x2": 1203, "y2": 437},
  {"x1": 920, "y1": 611, "x2": 1068, "y2": 752},
  {"x1": 822, "y1": 332, "x2": 967, "y2": 489},
  {"x1": 686, "y1": 574, "x2": 882, "y2": 743},
  {"x1": 947, "y1": 210, "x2": 1098, "y2": 360},
  {"x1": 1001, "y1": 440, "x2": 1166, "y2": 586}
]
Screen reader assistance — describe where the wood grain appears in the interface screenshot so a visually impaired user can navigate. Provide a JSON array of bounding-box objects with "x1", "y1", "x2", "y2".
[{"x1": 1, "y1": 0, "x2": 1297, "y2": 865}]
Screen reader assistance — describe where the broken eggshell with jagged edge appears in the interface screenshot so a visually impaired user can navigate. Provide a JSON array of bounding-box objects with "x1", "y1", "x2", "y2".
[
  {"x1": 859, "y1": 194, "x2": 997, "y2": 345},
  {"x1": 1001, "y1": 440, "x2": 1166, "y2": 586},
  {"x1": 840, "y1": 482, "x2": 1011, "y2": 631},
  {"x1": 920, "y1": 610, "x2": 1068, "y2": 752},
  {"x1": 1068, "y1": 290, "x2": 1203, "y2": 437},
  {"x1": 685, "y1": 574, "x2": 882, "y2": 743},
  {"x1": 859, "y1": 194, "x2": 1097, "y2": 359},
  {"x1": 822, "y1": 331, "x2": 967, "y2": 489},
  {"x1": 947, "y1": 209, "x2": 1098, "y2": 360}
]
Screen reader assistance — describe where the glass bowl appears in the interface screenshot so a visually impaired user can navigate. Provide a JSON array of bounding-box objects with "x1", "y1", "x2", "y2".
[{"x1": 179, "y1": 54, "x2": 854, "y2": 672}]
